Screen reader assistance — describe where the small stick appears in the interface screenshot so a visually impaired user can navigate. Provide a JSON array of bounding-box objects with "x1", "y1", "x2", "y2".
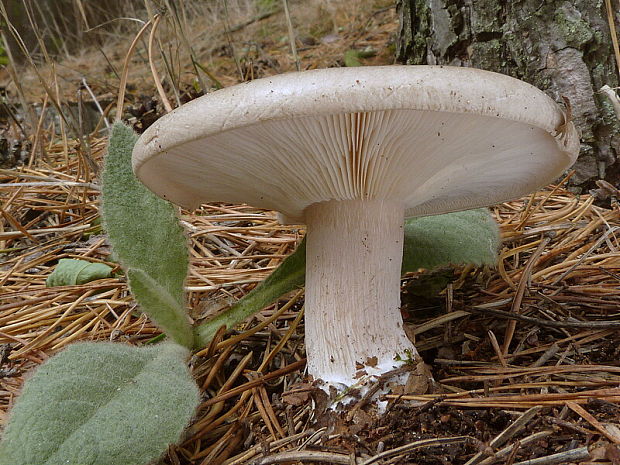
[
  {"x1": 504, "y1": 441, "x2": 521, "y2": 465},
  {"x1": 250, "y1": 450, "x2": 351, "y2": 465},
  {"x1": 566, "y1": 401, "x2": 620, "y2": 444},
  {"x1": 28, "y1": 94, "x2": 50, "y2": 167},
  {"x1": 604, "y1": 0, "x2": 620, "y2": 79},
  {"x1": 465, "y1": 406, "x2": 541, "y2": 465},
  {"x1": 503, "y1": 234, "x2": 552, "y2": 355},
  {"x1": 282, "y1": 0, "x2": 300, "y2": 71},
  {"x1": 545, "y1": 417, "x2": 596, "y2": 436},
  {"x1": 201, "y1": 359, "x2": 307, "y2": 407},
  {"x1": 345, "y1": 364, "x2": 415, "y2": 420},
  {"x1": 551, "y1": 226, "x2": 618, "y2": 285},
  {"x1": 489, "y1": 406, "x2": 541, "y2": 449},
  {"x1": 222, "y1": 429, "x2": 318, "y2": 465},
  {"x1": 258, "y1": 385, "x2": 286, "y2": 438},
  {"x1": 477, "y1": 431, "x2": 554, "y2": 465},
  {"x1": 227, "y1": 8, "x2": 281, "y2": 33},
  {"x1": 488, "y1": 330, "x2": 508, "y2": 369},
  {"x1": 511, "y1": 446, "x2": 589, "y2": 465},
  {"x1": 81, "y1": 78, "x2": 110, "y2": 130},
  {"x1": 361, "y1": 436, "x2": 471, "y2": 465},
  {"x1": 253, "y1": 387, "x2": 279, "y2": 441},
  {"x1": 530, "y1": 342, "x2": 560, "y2": 368},
  {"x1": 0, "y1": 181, "x2": 99, "y2": 190},
  {"x1": 221, "y1": 0, "x2": 243, "y2": 81},
  {"x1": 467, "y1": 307, "x2": 620, "y2": 329},
  {"x1": 148, "y1": 14, "x2": 173, "y2": 113},
  {"x1": 116, "y1": 19, "x2": 153, "y2": 122}
]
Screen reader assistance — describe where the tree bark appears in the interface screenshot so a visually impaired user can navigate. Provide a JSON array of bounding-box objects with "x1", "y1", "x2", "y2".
[{"x1": 396, "y1": 0, "x2": 620, "y2": 188}]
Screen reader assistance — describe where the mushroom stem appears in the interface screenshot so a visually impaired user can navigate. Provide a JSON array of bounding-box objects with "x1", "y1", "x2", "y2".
[{"x1": 304, "y1": 199, "x2": 418, "y2": 388}]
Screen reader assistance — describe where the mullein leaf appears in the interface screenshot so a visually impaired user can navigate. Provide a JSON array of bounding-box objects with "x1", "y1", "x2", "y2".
[
  {"x1": 46, "y1": 258, "x2": 113, "y2": 286},
  {"x1": 0, "y1": 342, "x2": 199, "y2": 465},
  {"x1": 101, "y1": 122, "x2": 192, "y2": 347}
]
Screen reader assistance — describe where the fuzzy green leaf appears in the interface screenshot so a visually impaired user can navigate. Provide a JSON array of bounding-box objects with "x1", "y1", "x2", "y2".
[
  {"x1": 101, "y1": 122, "x2": 192, "y2": 347},
  {"x1": 46, "y1": 259, "x2": 113, "y2": 287},
  {"x1": 128, "y1": 268, "x2": 194, "y2": 348},
  {"x1": 0, "y1": 342, "x2": 199, "y2": 465},
  {"x1": 344, "y1": 49, "x2": 363, "y2": 67},
  {"x1": 195, "y1": 238, "x2": 306, "y2": 347},
  {"x1": 194, "y1": 209, "x2": 499, "y2": 346},
  {"x1": 344, "y1": 48, "x2": 376, "y2": 67},
  {"x1": 401, "y1": 209, "x2": 499, "y2": 272}
]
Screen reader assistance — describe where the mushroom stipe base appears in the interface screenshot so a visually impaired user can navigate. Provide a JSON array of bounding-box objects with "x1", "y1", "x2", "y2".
[{"x1": 305, "y1": 199, "x2": 419, "y2": 389}]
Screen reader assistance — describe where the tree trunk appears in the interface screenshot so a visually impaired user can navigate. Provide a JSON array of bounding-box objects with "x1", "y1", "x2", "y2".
[{"x1": 396, "y1": 0, "x2": 620, "y2": 188}]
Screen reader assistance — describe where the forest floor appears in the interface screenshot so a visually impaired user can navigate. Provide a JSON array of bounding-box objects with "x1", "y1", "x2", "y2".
[{"x1": 1, "y1": 1, "x2": 620, "y2": 464}]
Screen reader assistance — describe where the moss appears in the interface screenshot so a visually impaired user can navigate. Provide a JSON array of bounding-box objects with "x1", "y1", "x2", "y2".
[
  {"x1": 398, "y1": 0, "x2": 432, "y2": 64},
  {"x1": 470, "y1": 39, "x2": 503, "y2": 69},
  {"x1": 553, "y1": 7, "x2": 593, "y2": 48},
  {"x1": 469, "y1": 1, "x2": 502, "y2": 34}
]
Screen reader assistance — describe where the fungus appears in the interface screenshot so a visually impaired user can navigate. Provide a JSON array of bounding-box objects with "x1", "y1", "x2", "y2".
[{"x1": 132, "y1": 66, "x2": 579, "y2": 390}]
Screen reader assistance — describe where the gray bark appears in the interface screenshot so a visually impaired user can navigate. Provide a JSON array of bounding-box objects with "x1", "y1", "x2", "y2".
[{"x1": 396, "y1": 0, "x2": 620, "y2": 188}]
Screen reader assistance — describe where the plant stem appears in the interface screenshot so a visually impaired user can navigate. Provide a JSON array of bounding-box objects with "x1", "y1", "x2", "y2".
[{"x1": 193, "y1": 238, "x2": 306, "y2": 348}]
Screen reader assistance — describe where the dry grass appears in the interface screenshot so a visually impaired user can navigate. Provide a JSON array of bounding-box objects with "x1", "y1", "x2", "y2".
[
  {"x1": 0, "y1": 0, "x2": 397, "y2": 103},
  {"x1": 1, "y1": 1, "x2": 620, "y2": 464},
  {"x1": 2, "y1": 148, "x2": 619, "y2": 462}
]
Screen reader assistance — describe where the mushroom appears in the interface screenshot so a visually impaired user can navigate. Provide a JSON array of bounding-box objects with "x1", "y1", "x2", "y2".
[{"x1": 132, "y1": 65, "x2": 579, "y2": 390}]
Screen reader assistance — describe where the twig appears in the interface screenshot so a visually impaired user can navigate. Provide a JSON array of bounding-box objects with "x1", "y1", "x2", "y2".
[
  {"x1": 551, "y1": 226, "x2": 619, "y2": 285},
  {"x1": 345, "y1": 364, "x2": 415, "y2": 419},
  {"x1": 164, "y1": 0, "x2": 208, "y2": 93},
  {"x1": 228, "y1": 8, "x2": 281, "y2": 33},
  {"x1": 221, "y1": 0, "x2": 243, "y2": 81},
  {"x1": 116, "y1": 19, "x2": 154, "y2": 121},
  {"x1": 0, "y1": 181, "x2": 100, "y2": 190},
  {"x1": 361, "y1": 436, "x2": 471, "y2": 465},
  {"x1": 465, "y1": 406, "x2": 541, "y2": 465},
  {"x1": 604, "y1": 0, "x2": 620, "y2": 80},
  {"x1": 28, "y1": 94, "x2": 49, "y2": 167},
  {"x1": 250, "y1": 450, "x2": 351, "y2": 465},
  {"x1": 147, "y1": 14, "x2": 173, "y2": 113},
  {"x1": 201, "y1": 359, "x2": 307, "y2": 407},
  {"x1": 488, "y1": 330, "x2": 507, "y2": 369},
  {"x1": 282, "y1": 0, "x2": 300, "y2": 71},
  {"x1": 504, "y1": 441, "x2": 521, "y2": 465},
  {"x1": 477, "y1": 431, "x2": 554, "y2": 465},
  {"x1": 467, "y1": 306, "x2": 620, "y2": 329},
  {"x1": 81, "y1": 78, "x2": 110, "y2": 129},
  {"x1": 490, "y1": 406, "x2": 541, "y2": 448},
  {"x1": 222, "y1": 429, "x2": 318, "y2": 465},
  {"x1": 530, "y1": 343, "x2": 560, "y2": 368},
  {"x1": 566, "y1": 401, "x2": 620, "y2": 444},
  {"x1": 503, "y1": 234, "x2": 552, "y2": 355},
  {"x1": 511, "y1": 446, "x2": 589, "y2": 465}
]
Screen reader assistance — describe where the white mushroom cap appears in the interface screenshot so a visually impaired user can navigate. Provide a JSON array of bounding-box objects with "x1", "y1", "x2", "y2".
[{"x1": 133, "y1": 65, "x2": 579, "y2": 224}]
